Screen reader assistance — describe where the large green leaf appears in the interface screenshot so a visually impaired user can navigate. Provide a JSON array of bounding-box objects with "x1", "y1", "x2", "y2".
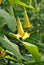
[
  {"x1": 0, "y1": 36, "x2": 24, "y2": 61},
  {"x1": 0, "y1": 9, "x2": 16, "y2": 32},
  {"x1": 21, "y1": 41, "x2": 41, "y2": 62},
  {"x1": 0, "y1": 18, "x2": 6, "y2": 28}
]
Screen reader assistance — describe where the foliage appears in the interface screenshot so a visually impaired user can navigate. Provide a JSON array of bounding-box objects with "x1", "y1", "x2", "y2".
[{"x1": 0, "y1": 0, "x2": 44, "y2": 65}]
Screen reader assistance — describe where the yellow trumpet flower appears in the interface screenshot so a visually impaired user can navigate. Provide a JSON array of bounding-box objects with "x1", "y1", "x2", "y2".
[
  {"x1": 17, "y1": 17, "x2": 25, "y2": 37},
  {"x1": 23, "y1": 8, "x2": 33, "y2": 28},
  {"x1": 0, "y1": 50, "x2": 6, "y2": 58},
  {"x1": 10, "y1": 17, "x2": 30, "y2": 40},
  {"x1": 9, "y1": 0, "x2": 35, "y2": 9},
  {"x1": 17, "y1": 17, "x2": 30, "y2": 39},
  {"x1": 0, "y1": 0, "x2": 2, "y2": 5}
]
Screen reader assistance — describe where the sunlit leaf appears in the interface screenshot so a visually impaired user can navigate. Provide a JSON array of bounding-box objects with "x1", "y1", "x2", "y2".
[
  {"x1": 20, "y1": 41, "x2": 41, "y2": 62},
  {"x1": 5, "y1": 55, "x2": 18, "y2": 62}
]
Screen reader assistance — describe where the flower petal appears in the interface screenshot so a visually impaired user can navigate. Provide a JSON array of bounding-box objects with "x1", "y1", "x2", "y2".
[{"x1": 23, "y1": 32, "x2": 30, "y2": 39}]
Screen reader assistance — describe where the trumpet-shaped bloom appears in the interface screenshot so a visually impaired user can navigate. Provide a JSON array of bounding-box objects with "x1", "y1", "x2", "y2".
[
  {"x1": 9, "y1": 0, "x2": 35, "y2": 9},
  {"x1": 23, "y1": 8, "x2": 33, "y2": 28},
  {"x1": 17, "y1": 17, "x2": 24, "y2": 37},
  {"x1": 0, "y1": 50, "x2": 6, "y2": 58},
  {"x1": 10, "y1": 17, "x2": 30, "y2": 40}
]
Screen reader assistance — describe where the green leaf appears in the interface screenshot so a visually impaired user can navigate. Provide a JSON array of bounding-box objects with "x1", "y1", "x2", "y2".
[
  {"x1": 5, "y1": 55, "x2": 18, "y2": 62},
  {"x1": 21, "y1": 41, "x2": 41, "y2": 62},
  {"x1": 0, "y1": 36, "x2": 24, "y2": 61},
  {"x1": 10, "y1": 62, "x2": 21, "y2": 65},
  {"x1": 41, "y1": 55, "x2": 44, "y2": 62},
  {"x1": 0, "y1": 9, "x2": 16, "y2": 32},
  {"x1": 0, "y1": 18, "x2": 6, "y2": 28}
]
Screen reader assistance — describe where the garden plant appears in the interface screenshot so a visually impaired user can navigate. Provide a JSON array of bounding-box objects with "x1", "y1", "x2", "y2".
[{"x1": 0, "y1": 0, "x2": 44, "y2": 65}]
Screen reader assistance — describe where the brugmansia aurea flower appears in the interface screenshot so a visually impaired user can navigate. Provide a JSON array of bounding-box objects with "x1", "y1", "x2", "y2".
[
  {"x1": 9, "y1": 0, "x2": 35, "y2": 9},
  {"x1": 23, "y1": 8, "x2": 33, "y2": 28},
  {"x1": 0, "y1": 47, "x2": 6, "y2": 58},
  {"x1": 17, "y1": 17, "x2": 30, "y2": 39},
  {"x1": 10, "y1": 17, "x2": 30, "y2": 40},
  {"x1": 0, "y1": 0, "x2": 2, "y2": 5},
  {"x1": 17, "y1": 17, "x2": 24, "y2": 37}
]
